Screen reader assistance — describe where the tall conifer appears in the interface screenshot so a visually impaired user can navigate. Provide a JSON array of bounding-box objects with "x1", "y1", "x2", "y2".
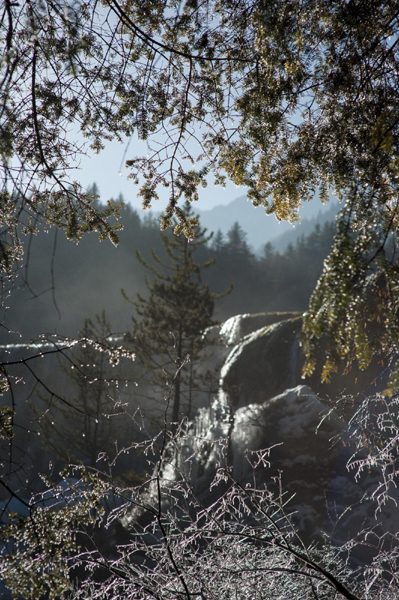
[{"x1": 126, "y1": 202, "x2": 225, "y2": 424}]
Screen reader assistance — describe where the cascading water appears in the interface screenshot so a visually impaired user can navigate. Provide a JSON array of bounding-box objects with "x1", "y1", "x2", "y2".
[
  {"x1": 137, "y1": 313, "x2": 399, "y2": 552},
  {"x1": 219, "y1": 313, "x2": 251, "y2": 346}
]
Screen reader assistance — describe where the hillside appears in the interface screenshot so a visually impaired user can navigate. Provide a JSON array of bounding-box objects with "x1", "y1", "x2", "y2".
[{"x1": 194, "y1": 193, "x2": 339, "y2": 253}]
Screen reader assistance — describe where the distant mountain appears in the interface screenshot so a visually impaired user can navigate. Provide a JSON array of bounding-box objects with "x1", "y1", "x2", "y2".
[
  {"x1": 195, "y1": 196, "x2": 291, "y2": 250},
  {"x1": 194, "y1": 194, "x2": 340, "y2": 253},
  {"x1": 269, "y1": 202, "x2": 340, "y2": 253}
]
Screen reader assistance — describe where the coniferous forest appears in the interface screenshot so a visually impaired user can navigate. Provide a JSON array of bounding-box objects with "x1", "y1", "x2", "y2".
[{"x1": 2, "y1": 188, "x2": 335, "y2": 344}]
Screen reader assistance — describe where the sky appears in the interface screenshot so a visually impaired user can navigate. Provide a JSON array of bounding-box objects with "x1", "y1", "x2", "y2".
[
  {"x1": 75, "y1": 136, "x2": 334, "y2": 223},
  {"x1": 76, "y1": 137, "x2": 248, "y2": 212}
]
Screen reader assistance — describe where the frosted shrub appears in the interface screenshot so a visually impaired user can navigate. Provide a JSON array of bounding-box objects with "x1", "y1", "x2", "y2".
[{"x1": 2, "y1": 392, "x2": 399, "y2": 600}]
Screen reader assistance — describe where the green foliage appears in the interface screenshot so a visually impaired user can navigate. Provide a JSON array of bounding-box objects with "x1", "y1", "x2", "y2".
[
  {"x1": 3, "y1": 0, "x2": 399, "y2": 373},
  {"x1": 0, "y1": 469, "x2": 106, "y2": 600},
  {"x1": 0, "y1": 405, "x2": 13, "y2": 440},
  {"x1": 302, "y1": 211, "x2": 399, "y2": 382}
]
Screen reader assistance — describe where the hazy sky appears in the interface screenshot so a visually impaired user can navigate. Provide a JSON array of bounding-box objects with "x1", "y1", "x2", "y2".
[
  {"x1": 75, "y1": 135, "x2": 335, "y2": 222},
  {"x1": 76, "y1": 137, "x2": 247, "y2": 212}
]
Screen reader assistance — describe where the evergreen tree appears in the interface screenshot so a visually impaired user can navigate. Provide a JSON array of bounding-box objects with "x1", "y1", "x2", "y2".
[
  {"x1": 223, "y1": 221, "x2": 259, "y2": 313},
  {"x1": 211, "y1": 229, "x2": 225, "y2": 254},
  {"x1": 226, "y1": 222, "x2": 252, "y2": 259},
  {"x1": 126, "y1": 203, "x2": 225, "y2": 424}
]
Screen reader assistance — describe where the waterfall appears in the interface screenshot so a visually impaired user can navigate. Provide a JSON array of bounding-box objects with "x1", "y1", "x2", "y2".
[
  {"x1": 288, "y1": 333, "x2": 301, "y2": 388},
  {"x1": 219, "y1": 313, "x2": 251, "y2": 346}
]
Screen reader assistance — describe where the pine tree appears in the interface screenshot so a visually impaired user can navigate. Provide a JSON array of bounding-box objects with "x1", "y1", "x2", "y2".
[
  {"x1": 212, "y1": 229, "x2": 225, "y2": 254},
  {"x1": 125, "y1": 202, "x2": 225, "y2": 425},
  {"x1": 226, "y1": 222, "x2": 251, "y2": 258}
]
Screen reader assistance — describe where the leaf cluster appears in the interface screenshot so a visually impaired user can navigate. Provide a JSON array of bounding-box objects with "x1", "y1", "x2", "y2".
[
  {"x1": 4, "y1": 0, "x2": 399, "y2": 401},
  {"x1": 0, "y1": 468, "x2": 107, "y2": 600}
]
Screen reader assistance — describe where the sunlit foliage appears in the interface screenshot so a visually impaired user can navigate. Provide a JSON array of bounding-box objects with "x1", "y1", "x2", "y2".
[{"x1": 2, "y1": 0, "x2": 399, "y2": 372}]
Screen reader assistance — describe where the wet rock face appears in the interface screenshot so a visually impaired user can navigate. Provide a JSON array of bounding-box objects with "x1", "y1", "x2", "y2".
[
  {"x1": 200, "y1": 312, "x2": 300, "y2": 371},
  {"x1": 218, "y1": 312, "x2": 301, "y2": 346},
  {"x1": 196, "y1": 312, "x2": 302, "y2": 411},
  {"x1": 214, "y1": 313, "x2": 390, "y2": 416},
  {"x1": 220, "y1": 318, "x2": 303, "y2": 408}
]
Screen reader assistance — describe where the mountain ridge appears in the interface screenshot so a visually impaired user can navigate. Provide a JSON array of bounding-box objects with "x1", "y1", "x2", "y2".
[{"x1": 193, "y1": 195, "x2": 339, "y2": 253}]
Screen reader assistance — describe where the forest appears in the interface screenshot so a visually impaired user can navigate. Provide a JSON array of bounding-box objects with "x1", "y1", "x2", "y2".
[
  {"x1": 2, "y1": 1, "x2": 399, "y2": 599},
  {"x1": 2, "y1": 186, "x2": 336, "y2": 343}
]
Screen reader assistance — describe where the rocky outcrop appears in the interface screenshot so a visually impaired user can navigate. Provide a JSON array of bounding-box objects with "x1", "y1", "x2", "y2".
[
  {"x1": 220, "y1": 317, "x2": 303, "y2": 408},
  {"x1": 124, "y1": 313, "x2": 398, "y2": 557},
  {"x1": 210, "y1": 312, "x2": 391, "y2": 417}
]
